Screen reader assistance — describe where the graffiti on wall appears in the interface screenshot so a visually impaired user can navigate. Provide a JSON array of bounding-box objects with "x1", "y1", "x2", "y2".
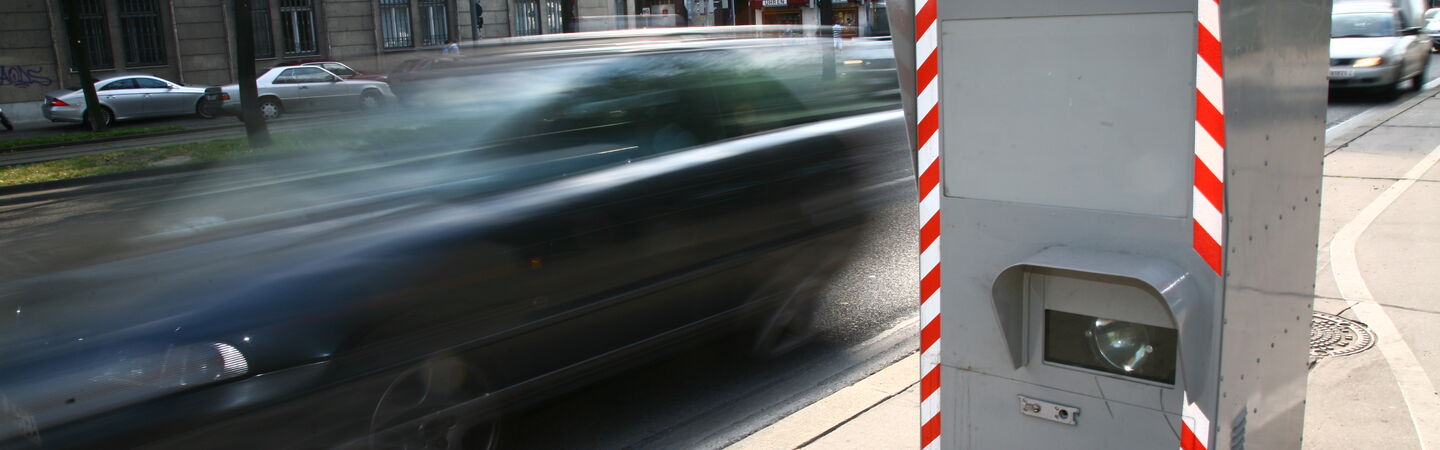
[{"x1": 0, "y1": 65, "x2": 56, "y2": 89}]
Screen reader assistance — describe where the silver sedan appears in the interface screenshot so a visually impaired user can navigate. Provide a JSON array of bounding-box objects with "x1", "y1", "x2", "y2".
[
  {"x1": 219, "y1": 66, "x2": 395, "y2": 120},
  {"x1": 42, "y1": 74, "x2": 219, "y2": 127}
]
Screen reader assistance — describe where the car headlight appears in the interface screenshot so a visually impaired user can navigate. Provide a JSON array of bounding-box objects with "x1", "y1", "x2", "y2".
[
  {"x1": 1044, "y1": 310, "x2": 1178, "y2": 384},
  {"x1": 1353, "y1": 57, "x2": 1384, "y2": 68},
  {"x1": 0, "y1": 342, "x2": 248, "y2": 441}
]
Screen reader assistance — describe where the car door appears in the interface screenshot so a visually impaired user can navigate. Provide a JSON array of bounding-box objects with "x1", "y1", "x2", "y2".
[
  {"x1": 96, "y1": 78, "x2": 144, "y2": 119},
  {"x1": 1400, "y1": 12, "x2": 1428, "y2": 77},
  {"x1": 289, "y1": 67, "x2": 344, "y2": 109},
  {"x1": 135, "y1": 77, "x2": 193, "y2": 116},
  {"x1": 270, "y1": 67, "x2": 321, "y2": 109}
]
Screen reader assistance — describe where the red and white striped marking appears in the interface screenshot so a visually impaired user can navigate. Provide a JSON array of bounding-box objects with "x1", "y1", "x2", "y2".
[
  {"x1": 914, "y1": 0, "x2": 942, "y2": 447},
  {"x1": 1193, "y1": 0, "x2": 1225, "y2": 276},
  {"x1": 1185, "y1": 0, "x2": 1222, "y2": 448},
  {"x1": 1181, "y1": 393, "x2": 1212, "y2": 450}
]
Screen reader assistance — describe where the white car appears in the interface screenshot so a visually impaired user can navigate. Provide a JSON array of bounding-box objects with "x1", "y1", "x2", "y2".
[
  {"x1": 219, "y1": 66, "x2": 394, "y2": 120},
  {"x1": 1329, "y1": 1, "x2": 1431, "y2": 94}
]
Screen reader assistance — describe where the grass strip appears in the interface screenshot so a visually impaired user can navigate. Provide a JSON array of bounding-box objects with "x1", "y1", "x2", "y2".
[
  {"x1": 0, "y1": 125, "x2": 186, "y2": 149},
  {"x1": 0, "y1": 138, "x2": 255, "y2": 187},
  {"x1": 0, "y1": 126, "x2": 405, "y2": 187}
]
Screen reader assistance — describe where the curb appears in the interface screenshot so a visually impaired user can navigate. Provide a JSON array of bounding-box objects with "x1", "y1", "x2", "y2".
[{"x1": 1326, "y1": 84, "x2": 1440, "y2": 151}]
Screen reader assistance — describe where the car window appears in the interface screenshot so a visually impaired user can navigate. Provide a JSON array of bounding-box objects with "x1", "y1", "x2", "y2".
[
  {"x1": 1332, "y1": 13, "x2": 1397, "y2": 38},
  {"x1": 100, "y1": 78, "x2": 138, "y2": 90},
  {"x1": 294, "y1": 67, "x2": 338, "y2": 83},
  {"x1": 322, "y1": 63, "x2": 356, "y2": 76},
  {"x1": 135, "y1": 78, "x2": 170, "y2": 89},
  {"x1": 275, "y1": 68, "x2": 302, "y2": 84}
]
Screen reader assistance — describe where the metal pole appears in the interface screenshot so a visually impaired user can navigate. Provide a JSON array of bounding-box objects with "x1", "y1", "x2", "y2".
[
  {"x1": 61, "y1": 0, "x2": 106, "y2": 132},
  {"x1": 232, "y1": 0, "x2": 272, "y2": 147}
]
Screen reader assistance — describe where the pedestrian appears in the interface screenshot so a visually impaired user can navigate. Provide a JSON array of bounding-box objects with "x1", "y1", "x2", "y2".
[{"x1": 441, "y1": 41, "x2": 460, "y2": 55}]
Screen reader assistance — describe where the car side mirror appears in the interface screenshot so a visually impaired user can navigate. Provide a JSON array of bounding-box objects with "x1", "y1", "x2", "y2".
[{"x1": 1402, "y1": 26, "x2": 1422, "y2": 36}]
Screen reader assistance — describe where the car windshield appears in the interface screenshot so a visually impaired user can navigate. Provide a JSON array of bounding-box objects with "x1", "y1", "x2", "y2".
[{"x1": 1332, "y1": 13, "x2": 1396, "y2": 38}]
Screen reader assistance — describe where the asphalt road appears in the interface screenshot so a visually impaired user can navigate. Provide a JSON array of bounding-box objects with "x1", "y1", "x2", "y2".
[{"x1": 1326, "y1": 53, "x2": 1440, "y2": 128}]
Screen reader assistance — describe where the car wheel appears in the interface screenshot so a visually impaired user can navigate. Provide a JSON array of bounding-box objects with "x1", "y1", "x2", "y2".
[
  {"x1": 195, "y1": 99, "x2": 217, "y2": 119},
  {"x1": 359, "y1": 90, "x2": 385, "y2": 111},
  {"x1": 1415, "y1": 58, "x2": 1431, "y2": 92},
  {"x1": 83, "y1": 107, "x2": 115, "y2": 129},
  {"x1": 259, "y1": 98, "x2": 283, "y2": 120},
  {"x1": 369, "y1": 356, "x2": 501, "y2": 450}
]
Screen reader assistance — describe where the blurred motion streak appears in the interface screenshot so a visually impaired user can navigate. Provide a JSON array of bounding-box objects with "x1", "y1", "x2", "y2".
[{"x1": 0, "y1": 29, "x2": 907, "y2": 450}]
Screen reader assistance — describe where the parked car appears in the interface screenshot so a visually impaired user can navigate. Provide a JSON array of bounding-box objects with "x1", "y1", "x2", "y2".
[
  {"x1": 1329, "y1": 1, "x2": 1431, "y2": 94},
  {"x1": 275, "y1": 60, "x2": 389, "y2": 82},
  {"x1": 41, "y1": 73, "x2": 220, "y2": 127},
  {"x1": 0, "y1": 35, "x2": 906, "y2": 449},
  {"x1": 218, "y1": 66, "x2": 395, "y2": 120}
]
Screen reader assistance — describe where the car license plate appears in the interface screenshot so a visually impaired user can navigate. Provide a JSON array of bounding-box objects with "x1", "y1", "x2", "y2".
[{"x1": 1329, "y1": 69, "x2": 1355, "y2": 80}]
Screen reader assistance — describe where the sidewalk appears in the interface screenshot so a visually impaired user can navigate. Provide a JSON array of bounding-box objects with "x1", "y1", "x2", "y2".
[{"x1": 727, "y1": 89, "x2": 1440, "y2": 449}]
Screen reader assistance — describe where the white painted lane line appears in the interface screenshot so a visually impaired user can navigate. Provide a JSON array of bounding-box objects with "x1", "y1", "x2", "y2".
[{"x1": 1329, "y1": 140, "x2": 1440, "y2": 450}]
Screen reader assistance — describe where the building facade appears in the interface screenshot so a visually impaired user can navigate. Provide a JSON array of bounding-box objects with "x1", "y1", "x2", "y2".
[
  {"x1": 0, "y1": 0, "x2": 884, "y2": 119},
  {"x1": 0, "y1": 0, "x2": 517, "y2": 114}
]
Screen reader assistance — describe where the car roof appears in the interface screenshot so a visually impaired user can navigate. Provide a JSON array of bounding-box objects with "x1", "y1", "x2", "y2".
[
  {"x1": 95, "y1": 72, "x2": 164, "y2": 81},
  {"x1": 274, "y1": 60, "x2": 346, "y2": 67},
  {"x1": 263, "y1": 65, "x2": 341, "y2": 77}
]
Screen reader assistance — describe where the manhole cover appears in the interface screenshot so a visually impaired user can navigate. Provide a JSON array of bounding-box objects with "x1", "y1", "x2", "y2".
[{"x1": 1310, "y1": 311, "x2": 1376, "y2": 358}]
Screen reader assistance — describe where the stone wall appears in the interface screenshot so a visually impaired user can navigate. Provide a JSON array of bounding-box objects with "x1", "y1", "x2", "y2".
[
  {"x1": 323, "y1": 0, "x2": 380, "y2": 72},
  {"x1": 0, "y1": 0, "x2": 60, "y2": 105},
  {"x1": 173, "y1": 0, "x2": 233, "y2": 86}
]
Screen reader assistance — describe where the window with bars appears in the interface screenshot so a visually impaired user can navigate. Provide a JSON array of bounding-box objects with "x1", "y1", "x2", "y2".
[
  {"x1": 543, "y1": 0, "x2": 563, "y2": 34},
  {"x1": 253, "y1": 0, "x2": 276, "y2": 58},
  {"x1": 69, "y1": 0, "x2": 115, "y2": 70},
  {"x1": 418, "y1": 0, "x2": 450, "y2": 46},
  {"x1": 514, "y1": 0, "x2": 540, "y2": 36},
  {"x1": 280, "y1": 0, "x2": 318, "y2": 55},
  {"x1": 380, "y1": 0, "x2": 412, "y2": 48},
  {"x1": 118, "y1": 0, "x2": 167, "y2": 66}
]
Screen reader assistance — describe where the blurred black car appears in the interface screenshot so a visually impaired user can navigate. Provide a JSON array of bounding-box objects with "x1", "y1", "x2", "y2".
[{"x1": 0, "y1": 34, "x2": 905, "y2": 450}]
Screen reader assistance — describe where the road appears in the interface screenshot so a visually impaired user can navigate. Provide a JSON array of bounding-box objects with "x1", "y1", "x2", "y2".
[
  {"x1": 0, "y1": 64, "x2": 1433, "y2": 448},
  {"x1": 1326, "y1": 53, "x2": 1440, "y2": 128}
]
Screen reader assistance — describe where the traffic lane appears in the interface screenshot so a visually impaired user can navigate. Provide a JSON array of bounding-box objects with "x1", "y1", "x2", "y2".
[
  {"x1": 1326, "y1": 53, "x2": 1440, "y2": 128},
  {"x1": 502, "y1": 195, "x2": 920, "y2": 449}
]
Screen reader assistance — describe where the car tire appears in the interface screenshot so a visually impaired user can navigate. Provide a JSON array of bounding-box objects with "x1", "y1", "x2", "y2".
[
  {"x1": 368, "y1": 356, "x2": 502, "y2": 450},
  {"x1": 259, "y1": 98, "x2": 283, "y2": 120},
  {"x1": 195, "y1": 99, "x2": 217, "y2": 119},
  {"x1": 1415, "y1": 58, "x2": 1431, "y2": 92},
  {"x1": 359, "y1": 90, "x2": 384, "y2": 111},
  {"x1": 83, "y1": 107, "x2": 115, "y2": 129}
]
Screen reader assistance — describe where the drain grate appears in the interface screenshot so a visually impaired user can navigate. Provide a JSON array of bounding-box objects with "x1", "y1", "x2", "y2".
[{"x1": 1310, "y1": 311, "x2": 1376, "y2": 358}]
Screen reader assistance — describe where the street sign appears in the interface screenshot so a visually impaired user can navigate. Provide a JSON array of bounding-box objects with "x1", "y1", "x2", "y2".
[{"x1": 892, "y1": 0, "x2": 1330, "y2": 448}]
